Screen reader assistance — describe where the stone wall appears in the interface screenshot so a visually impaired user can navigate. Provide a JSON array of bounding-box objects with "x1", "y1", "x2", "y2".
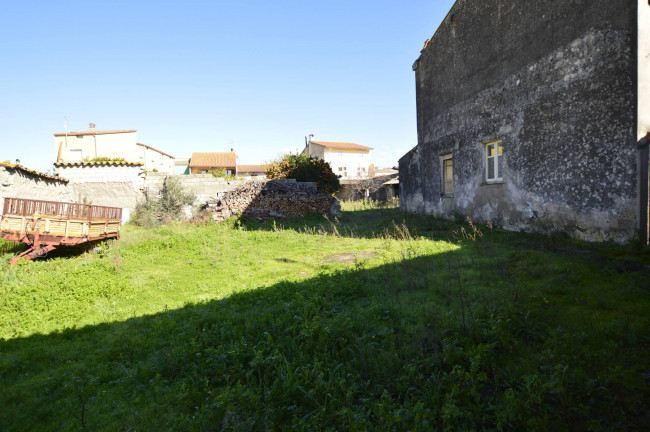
[
  {"x1": 203, "y1": 180, "x2": 338, "y2": 223},
  {"x1": 400, "y1": 0, "x2": 639, "y2": 242},
  {"x1": 0, "y1": 164, "x2": 73, "y2": 209}
]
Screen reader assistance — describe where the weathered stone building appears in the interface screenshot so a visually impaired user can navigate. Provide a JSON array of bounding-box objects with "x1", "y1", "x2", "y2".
[{"x1": 400, "y1": 0, "x2": 649, "y2": 242}]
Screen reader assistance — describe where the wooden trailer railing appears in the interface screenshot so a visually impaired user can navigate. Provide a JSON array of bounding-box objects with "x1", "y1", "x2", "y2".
[{"x1": 1, "y1": 197, "x2": 122, "y2": 266}]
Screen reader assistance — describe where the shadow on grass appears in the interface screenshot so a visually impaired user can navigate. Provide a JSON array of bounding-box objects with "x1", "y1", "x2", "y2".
[
  {"x1": 1, "y1": 238, "x2": 116, "y2": 267},
  {"x1": 1, "y1": 242, "x2": 648, "y2": 431},
  {"x1": 240, "y1": 207, "x2": 462, "y2": 242}
]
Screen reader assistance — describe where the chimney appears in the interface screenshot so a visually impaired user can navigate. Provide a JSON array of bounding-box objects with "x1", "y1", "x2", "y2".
[
  {"x1": 15, "y1": 159, "x2": 20, "y2": 165},
  {"x1": 230, "y1": 148, "x2": 234, "y2": 152},
  {"x1": 89, "y1": 123, "x2": 96, "y2": 131}
]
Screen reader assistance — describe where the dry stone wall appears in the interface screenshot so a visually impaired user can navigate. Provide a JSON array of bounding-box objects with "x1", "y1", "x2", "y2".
[{"x1": 202, "y1": 179, "x2": 338, "y2": 223}]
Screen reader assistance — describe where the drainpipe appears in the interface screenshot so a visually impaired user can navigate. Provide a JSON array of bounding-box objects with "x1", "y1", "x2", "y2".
[{"x1": 639, "y1": 133, "x2": 649, "y2": 244}]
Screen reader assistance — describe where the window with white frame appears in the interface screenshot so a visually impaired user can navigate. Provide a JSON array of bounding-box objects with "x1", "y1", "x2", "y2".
[
  {"x1": 441, "y1": 153, "x2": 453, "y2": 195},
  {"x1": 485, "y1": 139, "x2": 503, "y2": 182}
]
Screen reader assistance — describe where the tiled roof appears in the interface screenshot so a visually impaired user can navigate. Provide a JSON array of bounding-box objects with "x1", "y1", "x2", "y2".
[
  {"x1": 310, "y1": 141, "x2": 373, "y2": 150},
  {"x1": 237, "y1": 164, "x2": 265, "y2": 173},
  {"x1": 382, "y1": 177, "x2": 400, "y2": 185},
  {"x1": 137, "y1": 142, "x2": 174, "y2": 159},
  {"x1": 53, "y1": 129, "x2": 136, "y2": 137},
  {"x1": 1, "y1": 161, "x2": 69, "y2": 183},
  {"x1": 190, "y1": 152, "x2": 236, "y2": 168},
  {"x1": 54, "y1": 161, "x2": 144, "y2": 167}
]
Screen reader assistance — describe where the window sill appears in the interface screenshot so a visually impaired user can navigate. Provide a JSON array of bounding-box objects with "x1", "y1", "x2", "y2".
[{"x1": 481, "y1": 180, "x2": 504, "y2": 186}]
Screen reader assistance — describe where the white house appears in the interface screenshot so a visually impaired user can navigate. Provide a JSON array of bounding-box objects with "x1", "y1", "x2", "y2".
[
  {"x1": 302, "y1": 138, "x2": 373, "y2": 179},
  {"x1": 54, "y1": 123, "x2": 174, "y2": 174}
]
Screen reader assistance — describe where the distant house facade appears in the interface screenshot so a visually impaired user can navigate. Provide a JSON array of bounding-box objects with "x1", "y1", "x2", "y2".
[
  {"x1": 237, "y1": 164, "x2": 266, "y2": 180},
  {"x1": 136, "y1": 143, "x2": 174, "y2": 173},
  {"x1": 54, "y1": 123, "x2": 174, "y2": 174},
  {"x1": 189, "y1": 152, "x2": 236, "y2": 175},
  {"x1": 302, "y1": 139, "x2": 373, "y2": 179},
  {"x1": 400, "y1": 0, "x2": 650, "y2": 243}
]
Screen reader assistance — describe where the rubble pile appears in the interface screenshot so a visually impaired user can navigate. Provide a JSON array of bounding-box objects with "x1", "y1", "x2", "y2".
[{"x1": 202, "y1": 180, "x2": 338, "y2": 223}]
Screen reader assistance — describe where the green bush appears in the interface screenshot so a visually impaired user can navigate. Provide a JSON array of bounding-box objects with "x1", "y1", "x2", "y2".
[
  {"x1": 265, "y1": 153, "x2": 340, "y2": 193},
  {"x1": 131, "y1": 176, "x2": 196, "y2": 227}
]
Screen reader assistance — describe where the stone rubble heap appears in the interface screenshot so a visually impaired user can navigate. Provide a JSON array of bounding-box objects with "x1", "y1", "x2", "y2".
[{"x1": 202, "y1": 179, "x2": 338, "y2": 223}]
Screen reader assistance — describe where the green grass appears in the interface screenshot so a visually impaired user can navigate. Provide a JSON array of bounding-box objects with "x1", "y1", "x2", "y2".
[{"x1": 0, "y1": 205, "x2": 649, "y2": 431}]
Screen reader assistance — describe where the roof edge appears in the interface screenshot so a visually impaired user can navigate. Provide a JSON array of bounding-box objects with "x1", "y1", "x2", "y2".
[
  {"x1": 0, "y1": 162, "x2": 69, "y2": 183},
  {"x1": 54, "y1": 129, "x2": 137, "y2": 137}
]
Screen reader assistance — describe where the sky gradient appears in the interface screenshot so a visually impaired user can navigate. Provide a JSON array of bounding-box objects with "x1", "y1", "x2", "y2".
[{"x1": 0, "y1": 0, "x2": 456, "y2": 173}]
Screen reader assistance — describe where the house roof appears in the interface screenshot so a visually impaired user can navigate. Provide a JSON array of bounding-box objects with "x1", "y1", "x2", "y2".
[
  {"x1": 310, "y1": 140, "x2": 373, "y2": 151},
  {"x1": 237, "y1": 164, "x2": 265, "y2": 173},
  {"x1": 382, "y1": 177, "x2": 400, "y2": 185},
  {"x1": 1, "y1": 161, "x2": 69, "y2": 183},
  {"x1": 373, "y1": 167, "x2": 399, "y2": 176},
  {"x1": 137, "y1": 142, "x2": 174, "y2": 159},
  {"x1": 53, "y1": 129, "x2": 136, "y2": 137},
  {"x1": 190, "y1": 152, "x2": 236, "y2": 168},
  {"x1": 54, "y1": 161, "x2": 144, "y2": 167}
]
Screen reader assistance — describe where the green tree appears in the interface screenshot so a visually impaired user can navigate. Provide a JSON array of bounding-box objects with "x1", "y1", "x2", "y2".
[{"x1": 264, "y1": 154, "x2": 340, "y2": 194}]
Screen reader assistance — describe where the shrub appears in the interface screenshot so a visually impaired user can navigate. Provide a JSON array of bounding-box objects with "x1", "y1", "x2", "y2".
[
  {"x1": 265, "y1": 154, "x2": 340, "y2": 193},
  {"x1": 132, "y1": 177, "x2": 196, "y2": 227}
]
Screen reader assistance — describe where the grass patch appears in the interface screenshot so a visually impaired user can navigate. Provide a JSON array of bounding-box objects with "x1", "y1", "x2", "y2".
[{"x1": 0, "y1": 205, "x2": 649, "y2": 430}]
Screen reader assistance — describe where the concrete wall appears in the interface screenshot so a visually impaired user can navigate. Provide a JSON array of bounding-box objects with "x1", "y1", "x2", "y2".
[
  {"x1": 144, "y1": 173, "x2": 245, "y2": 204},
  {"x1": 0, "y1": 166, "x2": 73, "y2": 213},
  {"x1": 401, "y1": 0, "x2": 638, "y2": 242},
  {"x1": 639, "y1": 0, "x2": 650, "y2": 140},
  {"x1": 55, "y1": 164, "x2": 145, "y2": 187},
  {"x1": 2, "y1": 164, "x2": 252, "y2": 223}
]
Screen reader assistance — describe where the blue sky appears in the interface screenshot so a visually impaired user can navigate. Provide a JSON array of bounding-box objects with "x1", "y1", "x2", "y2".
[{"x1": 0, "y1": 0, "x2": 455, "y2": 172}]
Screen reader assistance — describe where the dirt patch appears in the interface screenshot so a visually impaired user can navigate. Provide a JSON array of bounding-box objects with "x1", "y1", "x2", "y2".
[{"x1": 321, "y1": 250, "x2": 376, "y2": 264}]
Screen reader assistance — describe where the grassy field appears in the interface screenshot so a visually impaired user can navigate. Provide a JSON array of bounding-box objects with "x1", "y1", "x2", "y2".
[{"x1": 0, "y1": 203, "x2": 649, "y2": 431}]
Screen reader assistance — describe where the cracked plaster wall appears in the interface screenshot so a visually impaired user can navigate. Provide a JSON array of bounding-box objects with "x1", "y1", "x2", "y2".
[{"x1": 400, "y1": 0, "x2": 638, "y2": 242}]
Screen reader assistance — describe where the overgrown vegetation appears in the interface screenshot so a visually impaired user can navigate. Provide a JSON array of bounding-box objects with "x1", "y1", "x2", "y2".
[
  {"x1": 131, "y1": 176, "x2": 196, "y2": 227},
  {"x1": 0, "y1": 204, "x2": 648, "y2": 431},
  {"x1": 82, "y1": 156, "x2": 126, "y2": 163},
  {"x1": 265, "y1": 153, "x2": 341, "y2": 193},
  {"x1": 208, "y1": 168, "x2": 243, "y2": 181}
]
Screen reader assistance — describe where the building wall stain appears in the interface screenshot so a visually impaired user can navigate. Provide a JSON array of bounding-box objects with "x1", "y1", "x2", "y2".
[{"x1": 400, "y1": 0, "x2": 639, "y2": 242}]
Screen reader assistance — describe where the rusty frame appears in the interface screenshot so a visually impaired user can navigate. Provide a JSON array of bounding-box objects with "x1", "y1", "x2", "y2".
[{"x1": 1, "y1": 198, "x2": 122, "y2": 266}]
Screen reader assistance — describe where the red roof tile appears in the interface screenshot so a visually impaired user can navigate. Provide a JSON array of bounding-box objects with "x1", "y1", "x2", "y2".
[
  {"x1": 1, "y1": 161, "x2": 69, "y2": 183},
  {"x1": 237, "y1": 164, "x2": 265, "y2": 173},
  {"x1": 190, "y1": 152, "x2": 236, "y2": 168},
  {"x1": 54, "y1": 161, "x2": 144, "y2": 167},
  {"x1": 310, "y1": 141, "x2": 373, "y2": 150}
]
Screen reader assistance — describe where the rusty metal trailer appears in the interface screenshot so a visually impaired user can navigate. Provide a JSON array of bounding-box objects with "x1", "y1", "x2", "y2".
[{"x1": 0, "y1": 197, "x2": 122, "y2": 266}]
